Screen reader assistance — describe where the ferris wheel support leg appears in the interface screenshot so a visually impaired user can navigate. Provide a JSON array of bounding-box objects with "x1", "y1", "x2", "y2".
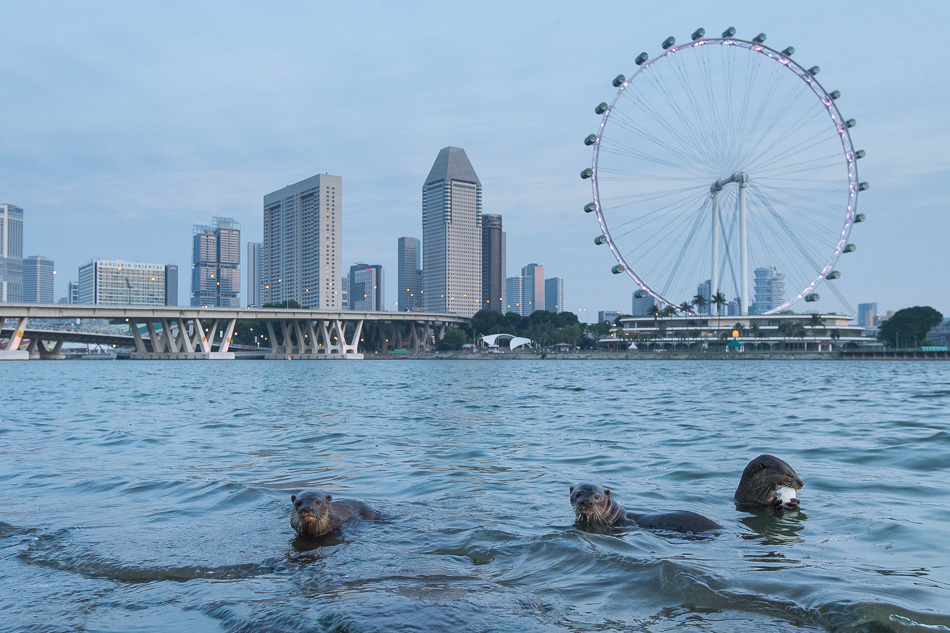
[
  {"x1": 739, "y1": 174, "x2": 748, "y2": 316},
  {"x1": 711, "y1": 190, "x2": 720, "y2": 313}
]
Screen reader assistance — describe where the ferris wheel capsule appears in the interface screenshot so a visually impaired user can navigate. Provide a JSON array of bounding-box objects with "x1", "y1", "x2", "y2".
[
  {"x1": 635, "y1": 52, "x2": 649, "y2": 65},
  {"x1": 843, "y1": 244, "x2": 857, "y2": 253},
  {"x1": 580, "y1": 168, "x2": 593, "y2": 179},
  {"x1": 781, "y1": 46, "x2": 795, "y2": 56},
  {"x1": 808, "y1": 66, "x2": 820, "y2": 75},
  {"x1": 830, "y1": 90, "x2": 841, "y2": 100},
  {"x1": 634, "y1": 289, "x2": 648, "y2": 299},
  {"x1": 612, "y1": 74, "x2": 626, "y2": 87},
  {"x1": 722, "y1": 26, "x2": 736, "y2": 38},
  {"x1": 584, "y1": 202, "x2": 596, "y2": 213},
  {"x1": 825, "y1": 270, "x2": 841, "y2": 280},
  {"x1": 753, "y1": 33, "x2": 766, "y2": 43},
  {"x1": 855, "y1": 150, "x2": 866, "y2": 159},
  {"x1": 594, "y1": 235, "x2": 608, "y2": 245},
  {"x1": 805, "y1": 293, "x2": 820, "y2": 302},
  {"x1": 858, "y1": 182, "x2": 869, "y2": 191},
  {"x1": 595, "y1": 102, "x2": 608, "y2": 114},
  {"x1": 662, "y1": 36, "x2": 675, "y2": 49},
  {"x1": 611, "y1": 265, "x2": 626, "y2": 274},
  {"x1": 854, "y1": 213, "x2": 866, "y2": 222},
  {"x1": 691, "y1": 28, "x2": 705, "y2": 41},
  {"x1": 584, "y1": 134, "x2": 597, "y2": 146}
]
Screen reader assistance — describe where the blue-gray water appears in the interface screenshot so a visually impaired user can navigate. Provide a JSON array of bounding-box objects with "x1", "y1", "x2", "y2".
[{"x1": 2, "y1": 360, "x2": 949, "y2": 633}]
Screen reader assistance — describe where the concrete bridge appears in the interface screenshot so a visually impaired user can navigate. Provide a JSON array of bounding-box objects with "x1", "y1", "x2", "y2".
[{"x1": 0, "y1": 304, "x2": 469, "y2": 360}]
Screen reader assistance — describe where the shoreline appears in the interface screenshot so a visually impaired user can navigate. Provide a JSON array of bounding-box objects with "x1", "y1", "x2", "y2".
[{"x1": 363, "y1": 350, "x2": 950, "y2": 361}]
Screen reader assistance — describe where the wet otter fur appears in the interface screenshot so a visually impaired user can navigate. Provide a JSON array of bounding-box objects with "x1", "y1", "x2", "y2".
[
  {"x1": 290, "y1": 489, "x2": 380, "y2": 538},
  {"x1": 570, "y1": 483, "x2": 722, "y2": 533},
  {"x1": 734, "y1": 455, "x2": 803, "y2": 510}
]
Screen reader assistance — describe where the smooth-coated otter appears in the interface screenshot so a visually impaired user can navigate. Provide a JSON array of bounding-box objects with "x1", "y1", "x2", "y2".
[
  {"x1": 734, "y1": 454, "x2": 803, "y2": 510},
  {"x1": 570, "y1": 483, "x2": 722, "y2": 533},
  {"x1": 290, "y1": 489, "x2": 380, "y2": 538}
]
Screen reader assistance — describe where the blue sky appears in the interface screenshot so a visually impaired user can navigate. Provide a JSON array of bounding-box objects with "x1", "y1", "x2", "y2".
[{"x1": 2, "y1": 1, "x2": 947, "y2": 319}]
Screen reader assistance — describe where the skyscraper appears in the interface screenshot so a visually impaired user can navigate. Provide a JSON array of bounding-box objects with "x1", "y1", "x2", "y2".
[
  {"x1": 696, "y1": 279, "x2": 712, "y2": 315},
  {"x1": 0, "y1": 203, "x2": 24, "y2": 303},
  {"x1": 263, "y1": 174, "x2": 342, "y2": 310},
  {"x1": 22, "y1": 256, "x2": 54, "y2": 304},
  {"x1": 191, "y1": 216, "x2": 240, "y2": 307},
  {"x1": 397, "y1": 236, "x2": 423, "y2": 312},
  {"x1": 348, "y1": 263, "x2": 385, "y2": 311},
  {"x1": 481, "y1": 214, "x2": 506, "y2": 312},
  {"x1": 752, "y1": 265, "x2": 786, "y2": 314},
  {"x1": 165, "y1": 265, "x2": 178, "y2": 306},
  {"x1": 247, "y1": 242, "x2": 261, "y2": 308},
  {"x1": 505, "y1": 276, "x2": 525, "y2": 316},
  {"x1": 521, "y1": 263, "x2": 544, "y2": 315},
  {"x1": 422, "y1": 147, "x2": 482, "y2": 316},
  {"x1": 545, "y1": 277, "x2": 563, "y2": 313},
  {"x1": 857, "y1": 302, "x2": 878, "y2": 327},
  {"x1": 632, "y1": 292, "x2": 655, "y2": 316}
]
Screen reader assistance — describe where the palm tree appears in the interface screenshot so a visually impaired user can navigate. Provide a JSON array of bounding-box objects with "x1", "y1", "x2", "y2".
[
  {"x1": 647, "y1": 303, "x2": 661, "y2": 333},
  {"x1": 748, "y1": 321, "x2": 762, "y2": 350},
  {"x1": 808, "y1": 313, "x2": 825, "y2": 351},
  {"x1": 711, "y1": 292, "x2": 727, "y2": 346},
  {"x1": 678, "y1": 301, "x2": 693, "y2": 316},
  {"x1": 691, "y1": 293, "x2": 708, "y2": 315}
]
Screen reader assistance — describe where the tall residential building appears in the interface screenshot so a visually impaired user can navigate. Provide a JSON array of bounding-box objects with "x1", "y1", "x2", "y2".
[
  {"x1": 505, "y1": 276, "x2": 525, "y2": 316},
  {"x1": 262, "y1": 174, "x2": 342, "y2": 310},
  {"x1": 22, "y1": 256, "x2": 54, "y2": 304},
  {"x1": 481, "y1": 214, "x2": 506, "y2": 312},
  {"x1": 247, "y1": 242, "x2": 261, "y2": 307},
  {"x1": 397, "y1": 236, "x2": 424, "y2": 312},
  {"x1": 521, "y1": 263, "x2": 544, "y2": 315},
  {"x1": 0, "y1": 203, "x2": 24, "y2": 303},
  {"x1": 191, "y1": 216, "x2": 240, "y2": 307},
  {"x1": 348, "y1": 263, "x2": 385, "y2": 311},
  {"x1": 77, "y1": 260, "x2": 168, "y2": 306},
  {"x1": 67, "y1": 280, "x2": 79, "y2": 304},
  {"x1": 341, "y1": 275, "x2": 349, "y2": 310},
  {"x1": 857, "y1": 302, "x2": 878, "y2": 327},
  {"x1": 165, "y1": 265, "x2": 178, "y2": 306},
  {"x1": 545, "y1": 277, "x2": 563, "y2": 313},
  {"x1": 752, "y1": 265, "x2": 785, "y2": 314},
  {"x1": 422, "y1": 147, "x2": 482, "y2": 316}
]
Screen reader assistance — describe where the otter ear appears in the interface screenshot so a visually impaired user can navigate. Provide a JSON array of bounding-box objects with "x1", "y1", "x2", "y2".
[
  {"x1": 569, "y1": 486, "x2": 574, "y2": 494},
  {"x1": 759, "y1": 462, "x2": 769, "y2": 470},
  {"x1": 326, "y1": 494, "x2": 332, "y2": 502},
  {"x1": 604, "y1": 489, "x2": 611, "y2": 497},
  {"x1": 291, "y1": 494, "x2": 297, "y2": 503}
]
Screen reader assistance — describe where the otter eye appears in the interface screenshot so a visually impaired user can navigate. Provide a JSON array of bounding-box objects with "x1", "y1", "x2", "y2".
[{"x1": 594, "y1": 494, "x2": 602, "y2": 501}]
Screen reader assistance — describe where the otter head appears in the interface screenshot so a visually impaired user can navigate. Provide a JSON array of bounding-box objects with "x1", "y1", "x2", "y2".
[
  {"x1": 570, "y1": 483, "x2": 612, "y2": 525},
  {"x1": 735, "y1": 455, "x2": 804, "y2": 510},
  {"x1": 291, "y1": 489, "x2": 333, "y2": 537}
]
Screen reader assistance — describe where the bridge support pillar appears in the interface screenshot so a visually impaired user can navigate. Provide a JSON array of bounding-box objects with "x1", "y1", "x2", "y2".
[{"x1": 0, "y1": 316, "x2": 30, "y2": 360}]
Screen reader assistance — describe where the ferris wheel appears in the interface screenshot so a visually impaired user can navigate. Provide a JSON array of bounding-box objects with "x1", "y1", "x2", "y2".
[{"x1": 581, "y1": 27, "x2": 867, "y2": 316}]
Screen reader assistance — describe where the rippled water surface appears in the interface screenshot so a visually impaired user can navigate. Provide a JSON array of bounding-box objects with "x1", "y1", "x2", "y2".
[{"x1": 2, "y1": 360, "x2": 949, "y2": 632}]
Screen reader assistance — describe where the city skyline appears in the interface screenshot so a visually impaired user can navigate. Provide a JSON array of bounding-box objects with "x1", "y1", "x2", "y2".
[{"x1": 2, "y1": 3, "x2": 948, "y2": 319}]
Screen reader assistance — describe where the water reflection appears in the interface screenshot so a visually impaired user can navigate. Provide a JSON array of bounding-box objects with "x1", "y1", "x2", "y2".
[{"x1": 737, "y1": 505, "x2": 808, "y2": 545}]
